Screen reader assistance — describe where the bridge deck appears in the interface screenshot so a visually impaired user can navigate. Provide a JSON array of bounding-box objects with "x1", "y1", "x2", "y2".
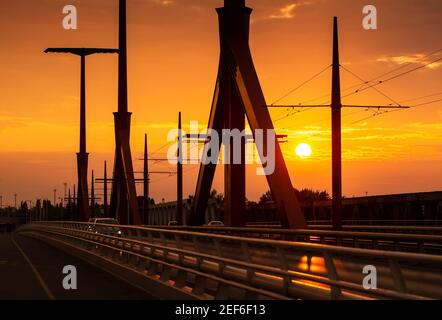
[{"x1": 0, "y1": 234, "x2": 155, "y2": 300}]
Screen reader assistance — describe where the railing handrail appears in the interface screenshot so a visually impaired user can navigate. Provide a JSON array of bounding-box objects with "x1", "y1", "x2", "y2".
[
  {"x1": 314, "y1": 225, "x2": 442, "y2": 231},
  {"x1": 31, "y1": 221, "x2": 442, "y2": 264},
  {"x1": 146, "y1": 226, "x2": 442, "y2": 242},
  {"x1": 21, "y1": 223, "x2": 432, "y2": 300},
  {"x1": 307, "y1": 219, "x2": 442, "y2": 223},
  {"x1": 27, "y1": 226, "x2": 294, "y2": 300},
  {"x1": 248, "y1": 224, "x2": 442, "y2": 233}
]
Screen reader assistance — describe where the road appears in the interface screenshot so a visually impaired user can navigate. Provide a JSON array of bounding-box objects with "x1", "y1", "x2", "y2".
[{"x1": 0, "y1": 234, "x2": 156, "y2": 300}]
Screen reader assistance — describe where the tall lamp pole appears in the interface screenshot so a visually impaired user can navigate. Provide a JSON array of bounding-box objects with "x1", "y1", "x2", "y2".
[{"x1": 45, "y1": 48, "x2": 118, "y2": 221}]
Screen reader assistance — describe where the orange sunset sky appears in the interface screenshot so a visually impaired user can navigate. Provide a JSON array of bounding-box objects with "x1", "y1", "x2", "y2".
[{"x1": 0, "y1": 0, "x2": 441, "y2": 206}]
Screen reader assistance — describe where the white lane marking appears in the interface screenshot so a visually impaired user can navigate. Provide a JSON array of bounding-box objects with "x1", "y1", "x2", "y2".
[{"x1": 12, "y1": 236, "x2": 56, "y2": 300}]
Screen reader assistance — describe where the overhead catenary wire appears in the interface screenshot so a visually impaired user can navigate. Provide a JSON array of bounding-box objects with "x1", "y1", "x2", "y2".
[
  {"x1": 270, "y1": 65, "x2": 332, "y2": 106},
  {"x1": 399, "y1": 92, "x2": 442, "y2": 104},
  {"x1": 145, "y1": 49, "x2": 441, "y2": 186},
  {"x1": 281, "y1": 96, "x2": 442, "y2": 139},
  {"x1": 367, "y1": 48, "x2": 442, "y2": 82},
  {"x1": 149, "y1": 141, "x2": 174, "y2": 157},
  {"x1": 293, "y1": 48, "x2": 442, "y2": 106},
  {"x1": 282, "y1": 109, "x2": 369, "y2": 130},
  {"x1": 348, "y1": 97, "x2": 442, "y2": 125},
  {"x1": 340, "y1": 65, "x2": 402, "y2": 106},
  {"x1": 271, "y1": 56, "x2": 441, "y2": 124},
  {"x1": 342, "y1": 57, "x2": 442, "y2": 100}
]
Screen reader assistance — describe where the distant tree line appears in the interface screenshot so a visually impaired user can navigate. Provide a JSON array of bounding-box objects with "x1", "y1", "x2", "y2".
[
  {"x1": 186, "y1": 188, "x2": 330, "y2": 206},
  {"x1": 259, "y1": 188, "x2": 330, "y2": 204}
]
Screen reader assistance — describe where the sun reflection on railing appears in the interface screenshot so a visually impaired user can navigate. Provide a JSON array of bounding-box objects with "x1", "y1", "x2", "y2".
[{"x1": 297, "y1": 255, "x2": 326, "y2": 273}]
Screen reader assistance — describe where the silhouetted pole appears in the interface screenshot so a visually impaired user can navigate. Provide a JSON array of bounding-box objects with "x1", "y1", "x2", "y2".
[
  {"x1": 45, "y1": 48, "x2": 117, "y2": 222},
  {"x1": 267, "y1": 17, "x2": 409, "y2": 229},
  {"x1": 14, "y1": 194, "x2": 17, "y2": 209},
  {"x1": 91, "y1": 170, "x2": 95, "y2": 216},
  {"x1": 80, "y1": 55, "x2": 86, "y2": 153},
  {"x1": 104, "y1": 161, "x2": 108, "y2": 216},
  {"x1": 53, "y1": 189, "x2": 57, "y2": 206},
  {"x1": 331, "y1": 17, "x2": 343, "y2": 230},
  {"x1": 177, "y1": 112, "x2": 183, "y2": 225},
  {"x1": 73, "y1": 184, "x2": 76, "y2": 212},
  {"x1": 119, "y1": 0, "x2": 128, "y2": 115},
  {"x1": 143, "y1": 134, "x2": 149, "y2": 224},
  {"x1": 67, "y1": 188, "x2": 72, "y2": 217},
  {"x1": 78, "y1": 54, "x2": 89, "y2": 221},
  {"x1": 110, "y1": 0, "x2": 142, "y2": 225}
]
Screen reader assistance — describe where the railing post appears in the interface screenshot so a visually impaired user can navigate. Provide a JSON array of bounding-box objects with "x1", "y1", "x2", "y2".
[
  {"x1": 192, "y1": 237, "x2": 204, "y2": 269},
  {"x1": 323, "y1": 252, "x2": 341, "y2": 299},
  {"x1": 276, "y1": 247, "x2": 290, "y2": 295},
  {"x1": 215, "y1": 283, "x2": 230, "y2": 300},
  {"x1": 147, "y1": 231, "x2": 153, "y2": 243},
  {"x1": 192, "y1": 275, "x2": 207, "y2": 296},
  {"x1": 213, "y1": 238, "x2": 223, "y2": 257},
  {"x1": 241, "y1": 242, "x2": 255, "y2": 285},
  {"x1": 241, "y1": 242, "x2": 251, "y2": 262},
  {"x1": 175, "y1": 270, "x2": 188, "y2": 288},
  {"x1": 336, "y1": 237, "x2": 342, "y2": 246},
  {"x1": 354, "y1": 237, "x2": 360, "y2": 248},
  {"x1": 159, "y1": 232, "x2": 167, "y2": 246},
  {"x1": 394, "y1": 240, "x2": 400, "y2": 251},
  {"x1": 418, "y1": 241, "x2": 425, "y2": 253},
  {"x1": 135, "y1": 256, "x2": 147, "y2": 272},
  {"x1": 276, "y1": 247, "x2": 289, "y2": 270},
  {"x1": 175, "y1": 233, "x2": 184, "y2": 265},
  {"x1": 389, "y1": 259, "x2": 407, "y2": 293},
  {"x1": 133, "y1": 228, "x2": 142, "y2": 239},
  {"x1": 213, "y1": 238, "x2": 226, "y2": 275}
]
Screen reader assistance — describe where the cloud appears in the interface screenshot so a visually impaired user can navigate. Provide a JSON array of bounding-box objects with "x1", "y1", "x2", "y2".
[
  {"x1": 377, "y1": 53, "x2": 442, "y2": 70},
  {"x1": 0, "y1": 116, "x2": 32, "y2": 130},
  {"x1": 269, "y1": 1, "x2": 313, "y2": 20},
  {"x1": 152, "y1": 0, "x2": 174, "y2": 5},
  {"x1": 408, "y1": 122, "x2": 442, "y2": 129},
  {"x1": 270, "y1": 4, "x2": 298, "y2": 19}
]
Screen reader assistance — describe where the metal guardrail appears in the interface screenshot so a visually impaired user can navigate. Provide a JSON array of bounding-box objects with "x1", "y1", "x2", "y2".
[
  {"x1": 313, "y1": 225, "x2": 442, "y2": 235},
  {"x1": 148, "y1": 226, "x2": 442, "y2": 254},
  {"x1": 18, "y1": 222, "x2": 442, "y2": 300},
  {"x1": 245, "y1": 223, "x2": 442, "y2": 235},
  {"x1": 0, "y1": 224, "x2": 7, "y2": 234},
  {"x1": 0, "y1": 223, "x2": 15, "y2": 234},
  {"x1": 305, "y1": 220, "x2": 442, "y2": 226}
]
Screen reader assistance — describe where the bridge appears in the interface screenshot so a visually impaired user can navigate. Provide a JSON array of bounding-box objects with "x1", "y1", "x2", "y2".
[
  {"x1": 5, "y1": 221, "x2": 442, "y2": 300},
  {"x1": 1, "y1": 0, "x2": 442, "y2": 301}
]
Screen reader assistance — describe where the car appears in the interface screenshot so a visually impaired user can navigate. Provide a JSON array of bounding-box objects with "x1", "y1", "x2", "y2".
[
  {"x1": 207, "y1": 221, "x2": 224, "y2": 227},
  {"x1": 167, "y1": 221, "x2": 180, "y2": 227},
  {"x1": 87, "y1": 218, "x2": 122, "y2": 237}
]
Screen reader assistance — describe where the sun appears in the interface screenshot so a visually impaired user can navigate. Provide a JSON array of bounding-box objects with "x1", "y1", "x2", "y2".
[{"x1": 295, "y1": 143, "x2": 312, "y2": 158}]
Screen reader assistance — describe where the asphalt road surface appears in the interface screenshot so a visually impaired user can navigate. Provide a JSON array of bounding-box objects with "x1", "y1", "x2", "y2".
[{"x1": 0, "y1": 234, "x2": 156, "y2": 300}]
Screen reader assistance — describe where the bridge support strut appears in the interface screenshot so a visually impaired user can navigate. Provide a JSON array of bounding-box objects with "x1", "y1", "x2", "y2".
[
  {"x1": 190, "y1": 0, "x2": 307, "y2": 229},
  {"x1": 110, "y1": 0, "x2": 141, "y2": 225}
]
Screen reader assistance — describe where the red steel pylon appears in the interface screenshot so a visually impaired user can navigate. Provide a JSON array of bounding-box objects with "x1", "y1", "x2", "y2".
[
  {"x1": 190, "y1": 0, "x2": 307, "y2": 229},
  {"x1": 110, "y1": 0, "x2": 142, "y2": 225}
]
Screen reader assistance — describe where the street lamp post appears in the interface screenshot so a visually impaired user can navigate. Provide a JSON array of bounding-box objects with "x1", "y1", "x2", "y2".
[{"x1": 45, "y1": 48, "x2": 118, "y2": 222}]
